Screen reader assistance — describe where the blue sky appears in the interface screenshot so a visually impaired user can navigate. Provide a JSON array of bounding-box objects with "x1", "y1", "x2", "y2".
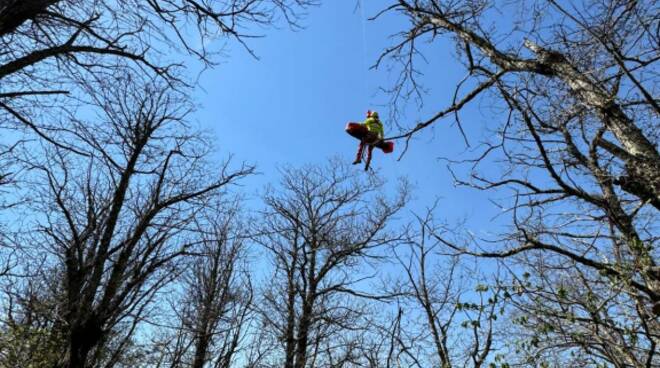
[{"x1": 191, "y1": 1, "x2": 505, "y2": 235}]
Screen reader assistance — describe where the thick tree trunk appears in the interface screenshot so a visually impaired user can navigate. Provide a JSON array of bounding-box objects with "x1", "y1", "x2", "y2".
[
  {"x1": 284, "y1": 272, "x2": 297, "y2": 368},
  {"x1": 57, "y1": 316, "x2": 103, "y2": 368},
  {"x1": 523, "y1": 40, "x2": 660, "y2": 209},
  {"x1": 618, "y1": 161, "x2": 660, "y2": 210},
  {"x1": 0, "y1": 0, "x2": 59, "y2": 37},
  {"x1": 293, "y1": 294, "x2": 314, "y2": 368},
  {"x1": 191, "y1": 334, "x2": 211, "y2": 368}
]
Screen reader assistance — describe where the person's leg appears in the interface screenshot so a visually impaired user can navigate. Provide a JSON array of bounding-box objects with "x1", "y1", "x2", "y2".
[
  {"x1": 364, "y1": 144, "x2": 375, "y2": 171},
  {"x1": 362, "y1": 131, "x2": 379, "y2": 170},
  {"x1": 353, "y1": 141, "x2": 365, "y2": 164}
]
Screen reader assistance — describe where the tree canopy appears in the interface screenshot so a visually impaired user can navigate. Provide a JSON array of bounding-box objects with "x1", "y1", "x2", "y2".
[{"x1": 0, "y1": 1, "x2": 657, "y2": 367}]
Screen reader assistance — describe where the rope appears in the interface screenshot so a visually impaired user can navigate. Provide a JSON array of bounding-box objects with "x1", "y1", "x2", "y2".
[{"x1": 357, "y1": 0, "x2": 370, "y2": 104}]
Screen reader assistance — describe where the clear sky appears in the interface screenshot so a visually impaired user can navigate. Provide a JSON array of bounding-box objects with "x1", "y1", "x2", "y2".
[{"x1": 191, "y1": 1, "x2": 504, "y2": 236}]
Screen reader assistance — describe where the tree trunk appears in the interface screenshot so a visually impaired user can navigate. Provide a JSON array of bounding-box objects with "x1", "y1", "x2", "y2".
[
  {"x1": 0, "y1": 0, "x2": 59, "y2": 37},
  {"x1": 293, "y1": 294, "x2": 315, "y2": 368},
  {"x1": 57, "y1": 316, "x2": 103, "y2": 368},
  {"x1": 284, "y1": 270, "x2": 297, "y2": 368},
  {"x1": 191, "y1": 334, "x2": 210, "y2": 368}
]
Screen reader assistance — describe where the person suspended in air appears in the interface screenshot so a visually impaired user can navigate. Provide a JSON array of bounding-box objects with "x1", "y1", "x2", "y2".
[{"x1": 345, "y1": 111, "x2": 394, "y2": 171}]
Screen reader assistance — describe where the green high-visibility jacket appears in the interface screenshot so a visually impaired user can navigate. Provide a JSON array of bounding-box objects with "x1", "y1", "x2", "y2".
[{"x1": 364, "y1": 117, "x2": 384, "y2": 139}]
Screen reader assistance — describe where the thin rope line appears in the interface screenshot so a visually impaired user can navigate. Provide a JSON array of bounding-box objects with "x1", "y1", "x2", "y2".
[{"x1": 358, "y1": 0, "x2": 370, "y2": 104}]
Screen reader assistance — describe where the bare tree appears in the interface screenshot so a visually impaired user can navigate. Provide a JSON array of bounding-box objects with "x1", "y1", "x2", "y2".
[
  {"x1": 379, "y1": 207, "x2": 504, "y2": 368},
  {"x1": 2, "y1": 78, "x2": 253, "y2": 368},
  {"x1": 154, "y1": 206, "x2": 253, "y2": 368},
  {"x1": 0, "y1": 0, "x2": 314, "y2": 192},
  {"x1": 0, "y1": 1, "x2": 316, "y2": 325},
  {"x1": 374, "y1": 0, "x2": 659, "y2": 365},
  {"x1": 0, "y1": 0, "x2": 315, "y2": 90},
  {"x1": 1, "y1": 1, "x2": 314, "y2": 367},
  {"x1": 254, "y1": 161, "x2": 408, "y2": 368}
]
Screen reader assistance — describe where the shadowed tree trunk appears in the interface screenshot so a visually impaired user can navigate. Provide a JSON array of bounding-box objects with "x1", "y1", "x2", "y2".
[{"x1": 0, "y1": 0, "x2": 59, "y2": 36}]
